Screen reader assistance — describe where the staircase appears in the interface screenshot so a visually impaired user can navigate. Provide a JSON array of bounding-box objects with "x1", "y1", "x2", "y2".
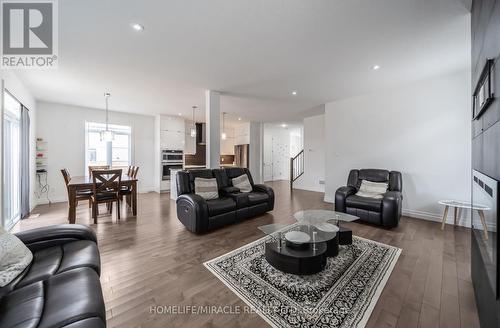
[{"x1": 290, "y1": 150, "x2": 304, "y2": 190}]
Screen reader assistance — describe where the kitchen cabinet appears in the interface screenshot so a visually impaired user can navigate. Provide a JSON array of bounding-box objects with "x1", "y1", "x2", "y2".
[
  {"x1": 160, "y1": 130, "x2": 184, "y2": 150},
  {"x1": 220, "y1": 127, "x2": 235, "y2": 155},
  {"x1": 159, "y1": 115, "x2": 185, "y2": 150},
  {"x1": 234, "y1": 123, "x2": 250, "y2": 145},
  {"x1": 184, "y1": 120, "x2": 196, "y2": 154},
  {"x1": 221, "y1": 137, "x2": 235, "y2": 155},
  {"x1": 160, "y1": 115, "x2": 184, "y2": 133}
]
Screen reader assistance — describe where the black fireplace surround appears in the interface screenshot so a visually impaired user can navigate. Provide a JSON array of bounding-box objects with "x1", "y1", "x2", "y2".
[
  {"x1": 176, "y1": 168, "x2": 274, "y2": 233},
  {"x1": 471, "y1": 0, "x2": 500, "y2": 326}
]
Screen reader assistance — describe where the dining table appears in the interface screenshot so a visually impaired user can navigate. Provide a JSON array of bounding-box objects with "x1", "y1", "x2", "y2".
[{"x1": 66, "y1": 174, "x2": 138, "y2": 224}]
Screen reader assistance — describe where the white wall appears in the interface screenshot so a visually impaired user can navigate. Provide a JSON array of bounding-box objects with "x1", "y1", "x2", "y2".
[
  {"x1": 294, "y1": 114, "x2": 325, "y2": 192},
  {"x1": 324, "y1": 69, "x2": 472, "y2": 226},
  {"x1": 0, "y1": 71, "x2": 37, "y2": 215},
  {"x1": 36, "y1": 101, "x2": 156, "y2": 204}
]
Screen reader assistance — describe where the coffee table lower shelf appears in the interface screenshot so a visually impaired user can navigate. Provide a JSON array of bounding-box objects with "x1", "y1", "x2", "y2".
[{"x1": 264, "y1": 241, "x2": 327, "y2": 275}]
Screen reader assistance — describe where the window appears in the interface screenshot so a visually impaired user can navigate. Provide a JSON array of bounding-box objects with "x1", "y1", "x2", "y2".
[
  {"x1": 85, "y1": 122, "x2": 132, "y2": 169},
  {"x1": 3, "y1": 92, "x2": 21, "y2": 229}
]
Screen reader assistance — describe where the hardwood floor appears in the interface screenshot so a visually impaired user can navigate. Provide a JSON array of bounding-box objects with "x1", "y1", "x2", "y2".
[{"x1": 15, "y1": 181, "x2": 480, "y2": 328}]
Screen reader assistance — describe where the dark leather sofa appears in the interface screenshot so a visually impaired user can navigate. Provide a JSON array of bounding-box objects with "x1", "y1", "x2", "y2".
[
  {"x1": 0, "y1": 224, "x2": 106, "y2": 328},
  {"x1": 335, "y1": 169, "x2": 403, "y2": 228},
  {"x1": 176, "y1": 167, "x2": 274, "y2": 233}
]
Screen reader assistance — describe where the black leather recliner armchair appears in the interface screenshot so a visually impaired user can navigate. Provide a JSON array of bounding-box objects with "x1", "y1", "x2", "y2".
[
  {"x1": 335, "y1": 169, "x2": 403, "y2": 228},
  {"x1": 0, "y1": 224, "x2": 106, "y2": 328},
  {"x1": 176, "y1": 168, "x2": 274, "y2": 233}
]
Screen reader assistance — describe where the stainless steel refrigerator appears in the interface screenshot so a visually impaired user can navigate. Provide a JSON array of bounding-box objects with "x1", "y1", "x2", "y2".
[{"x1": 234, "y1": 144, "x2": 249, "y2": 168}]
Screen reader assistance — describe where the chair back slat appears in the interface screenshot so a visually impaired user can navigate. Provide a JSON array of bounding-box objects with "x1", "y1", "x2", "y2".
[
  {"x1": 132, "y1": 166, "x2": 139, "y2": 179},
  {"x1": 88, "y1": 165, "x2": 110, "y2": 177},
  {"x1": 61, "y1": 169, "x2": 71, "y2": 195},
  {"x1": 61, "y1": 169, "x2": 71, "y2": 185},
  {"x1": 92, "y1": 169, "x2": 122, "y2": 194}
]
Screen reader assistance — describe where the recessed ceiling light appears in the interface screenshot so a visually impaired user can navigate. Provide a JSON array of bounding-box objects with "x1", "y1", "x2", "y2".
[
  {"x1": 178, "y1": 113, "x2": 182, "y2": 116},
  {"x1": 238, "y1": 117, "x2": 242, "y2": 121},
  {"x1": 131, "y1": 23, "x2": 144, "y2": 31},
  {"x1": 281, "y1": 123, "x2": 287, "y2": 128},
  {"x1": 291, "y1": 91, "x2": 297, "y2": 96},
  {"x1": 372, "y1": 65, "x2": 380, "y2": 70}
]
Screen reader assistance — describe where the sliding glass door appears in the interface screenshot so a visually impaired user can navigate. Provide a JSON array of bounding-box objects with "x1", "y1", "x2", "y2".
[{"x1": 3, "y1": 92, "x2": 21, "y2": 229}]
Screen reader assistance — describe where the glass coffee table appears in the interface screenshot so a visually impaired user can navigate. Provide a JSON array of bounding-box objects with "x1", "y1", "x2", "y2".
[
  {"x1": 258, "y1": 210, "x2": 358, "y2": 275},
  {"x1": 294, "y1": 210, "x2": 359, "y2": 245}
]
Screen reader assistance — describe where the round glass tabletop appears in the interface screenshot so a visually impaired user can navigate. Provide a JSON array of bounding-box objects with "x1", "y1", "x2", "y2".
[
  {"x1": 294, "y1": 210, "x2": 359, "y2": 224},
  {"x1": 258, "y1": 210, "x2": 359, "y2": 244}
]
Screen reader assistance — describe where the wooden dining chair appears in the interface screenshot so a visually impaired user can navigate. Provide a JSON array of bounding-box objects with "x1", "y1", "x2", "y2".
[
  {"x1": 88, "y1": 165, "x2": 110, "y2": 177},
  {"x1": 120, "y1": 166, "x2": 139, "y2": 210},
  {"x1": 61, "y1": 169, "x2": 92, "y2": 208},
  {"x1": 91, "y1": 169, "x2": 122, "y2": 224}
]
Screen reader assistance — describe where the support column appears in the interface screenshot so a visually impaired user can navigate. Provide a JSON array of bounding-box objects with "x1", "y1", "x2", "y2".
[
  {"x1": 205, "y1": 90, "x2": 221, "y2": 169},
  {"x1": 249, "y1": 121, "x2": 263, "y2": 183}
]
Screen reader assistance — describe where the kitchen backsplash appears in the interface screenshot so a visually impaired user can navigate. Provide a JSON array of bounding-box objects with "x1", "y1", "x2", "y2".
[
  {"x1": 184, "y1": 150, "x2": 235, "y2": 166},
  {"x1": 184, "y1": 145, "x2": 206, "y2": 165},
  {"x1": 220, "y1": 155, "x2": 235, "y2": 165}
]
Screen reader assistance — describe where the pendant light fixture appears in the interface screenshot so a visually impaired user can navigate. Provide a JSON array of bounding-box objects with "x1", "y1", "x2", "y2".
[
  {"x1": 100, "y1": 92, "x2": 114, "y2": 142},
  {"x1": 190, "y1": 106, "x2": 197, "y2": 138},
  {"x1": 221, "y1": 112, "x2": 227, "y2": 140}
]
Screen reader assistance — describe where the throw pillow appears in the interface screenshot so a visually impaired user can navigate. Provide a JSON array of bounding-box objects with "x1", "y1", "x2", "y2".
[
  {"x1": 232, "y1": 174, "x2": 252, "y2": 193},
  {"x1": 0, "y1": 226, "x2": 33, "y2": 287},
  {"x1": 355, "y1": 180, "x2": 388, "y2": 199},
  {"x1": 194, "y1": 177, "x2": 219, "y2": 200}
]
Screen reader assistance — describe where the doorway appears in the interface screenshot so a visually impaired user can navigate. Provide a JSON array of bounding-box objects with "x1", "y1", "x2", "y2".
[{"x1": 263, "y1": 123, "x2": 303, "y2": 182}]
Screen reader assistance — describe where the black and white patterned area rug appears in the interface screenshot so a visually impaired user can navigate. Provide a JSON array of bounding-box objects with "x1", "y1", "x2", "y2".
[{"x1": 204, "y1": 228, "x2": 401, "y2": 328}]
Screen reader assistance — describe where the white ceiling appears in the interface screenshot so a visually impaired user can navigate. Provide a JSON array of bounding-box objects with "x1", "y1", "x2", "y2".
[{"x1": 15, "y1": 0, "x2": 471, "y2": 122}]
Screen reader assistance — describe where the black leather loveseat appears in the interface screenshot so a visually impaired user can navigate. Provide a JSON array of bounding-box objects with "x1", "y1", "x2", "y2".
[
  {"x1": 335, "y1": 169, "x2": 403, "y2": 228},
  {"x1": 0, "y1": 224, "x2": 106, "y2": 328},
  {"x1": 176, "y1": 167, "x2": 274, "y2": 233}
]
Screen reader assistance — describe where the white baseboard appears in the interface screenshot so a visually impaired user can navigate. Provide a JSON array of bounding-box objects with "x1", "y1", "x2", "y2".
[
  {"x1": 321, "y1": 196, "x2": 471, "y2": 228},
  {"x1": 324, "y1": 195, "x2": 334, "y2": 203},
  {"x1": 402, "y1": 208, "x2": 471, "y2": 228},
  {"x1": 35, "y1": 196, "x2": 67, "y2": 206},
  {"x1": 292, "y1": 185, "x2": 325, "y2": 194},
  {"x1": 138, "y1": 186, "x2": 156, "y2": 193}
]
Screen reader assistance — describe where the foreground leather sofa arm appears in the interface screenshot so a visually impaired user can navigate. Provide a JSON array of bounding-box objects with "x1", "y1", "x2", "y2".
[
  {"x1": 254, "y1": 184, "x2": 275, "y2": 210},
  {"x1": 15, "y1": 224, "x2": 97, "y2": 252},
  {"x1": 381, "y1": 191, "x2": 402, "y2": 228},
  {"x1": 335, "y1": 186, "x2": 357, "y2": 212},
  {"x1": 176, "y1": 193, "x2": 209, "y2": 233}
]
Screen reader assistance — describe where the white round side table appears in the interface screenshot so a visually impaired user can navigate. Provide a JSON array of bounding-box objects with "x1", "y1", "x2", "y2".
[{"x1": 438, "y1": 200, "x2": 490, "y2": 239}]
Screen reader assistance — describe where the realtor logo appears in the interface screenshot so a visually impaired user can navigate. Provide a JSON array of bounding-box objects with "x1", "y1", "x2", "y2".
[{"x1": 1, "y1": 0, "x2": 58, "y2": 68}]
